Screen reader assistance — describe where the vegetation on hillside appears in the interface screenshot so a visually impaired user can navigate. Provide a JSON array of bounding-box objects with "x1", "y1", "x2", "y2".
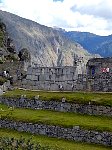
[
  {"x1": 0, "y1": 76, "x2": 7, "y2": 85},
  {"x1": 0, "y1": 136, "x2": 60, "y2": 150},
  {"x1": 0, "y1": 20, "x2": 6, "y2": 47},
  {"x1": 0, "y1": 20, "x2": 19, "y2": 64},
  {"x1": 0, "y1": 29, "x2": 4, "y2": 47}
]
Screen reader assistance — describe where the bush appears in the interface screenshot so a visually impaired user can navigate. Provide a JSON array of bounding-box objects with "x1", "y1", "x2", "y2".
[
  {"x1": 0, "y1": 136, "x2": 61, "y2": 150},
  {"x1": 0, "y1": 77, "x2": 7, "y2": 85},
  {"x1": 0, "y1": 59, "x2": 3, "y2": 64}
]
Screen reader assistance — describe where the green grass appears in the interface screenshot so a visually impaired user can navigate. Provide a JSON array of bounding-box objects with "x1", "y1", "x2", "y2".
[
  {"x1": 0, "y1": 128, "x2": 111, "y2": 150},
  {"x1": 0, "y1": 103, "x2": 112, "y2": 132},
  {"x1": 3, "y1": 89, "x2": 112, "y2": 106}
]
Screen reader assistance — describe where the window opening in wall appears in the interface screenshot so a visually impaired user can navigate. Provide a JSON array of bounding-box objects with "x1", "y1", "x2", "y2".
[
  {"x1": 37, "y1": 75, "x2": 40, "y2": 81},
  {"x1": 61, "y1": 69, "x2": 63, "y2": 74},
  {"x1": 90, "y1": 66, "x2": 95, "y2": 76},
  {"x1": 49, "y1": 75, "x2": 51, "y2": 80},
  {"x1": 92, "y1": 67, "x2": 95, "y2": 75}
]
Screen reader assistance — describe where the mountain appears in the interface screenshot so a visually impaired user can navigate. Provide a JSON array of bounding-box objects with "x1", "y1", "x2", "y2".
[
  {"x1": 0, "y1": 20, "x2": 19, "y2": 62},
  {"x1": 0, "y1": 10, "x2": 94, "y2": 68},
  {"x1": 64, "y1": 31, "x2": 112, "y2": 57}
]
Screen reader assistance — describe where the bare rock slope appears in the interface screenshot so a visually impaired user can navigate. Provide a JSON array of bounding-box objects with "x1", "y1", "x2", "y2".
[{"x1": 0, "y1": 10, "x2": 93, "y2": 67}]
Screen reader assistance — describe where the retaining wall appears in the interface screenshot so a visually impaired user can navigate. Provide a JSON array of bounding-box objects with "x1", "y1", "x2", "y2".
[
  {"x1": 0, "y1": 119, "x2": 112, "y2": 146},
  {"x1": 0, "y1": 97, "x2": 112, "y2": 116}
]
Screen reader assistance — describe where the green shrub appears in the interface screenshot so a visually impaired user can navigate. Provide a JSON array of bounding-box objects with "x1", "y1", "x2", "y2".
[
  {"x1": 0, "y1": 77, "x2": 7, "y2": 85},
  {"x1": 4, "y1": 54, "x2": 18, "y2": 61},
  {"x1": 0, "y1": 59, "x2": 3, "y2": 64},
  {"x1": 0, "y1": 136, "x2": 62, "y2": 150},
  {"x1": 0, "y1": 30, "x2": 4, "y2": 47}
]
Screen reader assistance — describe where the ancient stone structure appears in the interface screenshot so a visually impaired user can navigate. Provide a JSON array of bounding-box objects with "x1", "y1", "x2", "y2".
[
  {"x1": 87, "y1": 58, "x2": 112, "y2": 91},
  {"x1": 21, "y1": 55, "x2": 87, "y2": 91},
  {"x1": 22, "y1": 65, "x2": 86, "y2": 91},
  {"x1": 21, "y1": 57, "x2": 112, "y2": 92},
  {"x1": 0, "y1": 119, "x2": 112, "y2": 146},
  {"x1": 0, "y1": 97, "x2": 112, "y2": 117}
]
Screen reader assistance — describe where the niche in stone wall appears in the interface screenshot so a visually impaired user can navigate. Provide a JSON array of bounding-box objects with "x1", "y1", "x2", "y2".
[
  {"x1": 37, "y1": 75, "x2": 40, "y2": 81},
  {"x1": 89, "y1": 66, "x2": 95, "y2": 76}
]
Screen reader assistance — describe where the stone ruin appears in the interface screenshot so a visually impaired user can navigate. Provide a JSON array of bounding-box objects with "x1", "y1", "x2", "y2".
[
  {"x1": 21, "y1": 57, "x2": 112, "y2": 92},
  {"x1": 87, "y1": 57, "x2": 112, "y2": 92}
]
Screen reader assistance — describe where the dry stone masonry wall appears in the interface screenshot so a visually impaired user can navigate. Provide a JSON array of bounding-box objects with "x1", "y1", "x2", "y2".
[
  {"x1": 0, "y1": 97, "x2": 112, "y2": 117},
  {"x1": 21, "y1": 58, "x2": 112, "y2": 92},
  {"x1": 22, "y1": 66, "x2": 87, "y2": 91},
  {"x1": 87, "y1": 58, "x2": 112, "y2": 91},
  {"x1": 0, "y1": 119, "x2": 112, "y2": 146}
]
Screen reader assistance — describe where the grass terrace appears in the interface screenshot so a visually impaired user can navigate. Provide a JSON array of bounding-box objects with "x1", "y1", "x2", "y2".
[
  {"x1": 0, "y1": 128, "x2": 111, "y2": 150},
  {"x1": 2, "y1": 89, "x2": 112, "y2": 106},
  {"x1": 1, "y1": 89, "x2": 112, "y2": 149},
  {"x1": 0, "y1": 103, "x2": 112, "y2": 132}
]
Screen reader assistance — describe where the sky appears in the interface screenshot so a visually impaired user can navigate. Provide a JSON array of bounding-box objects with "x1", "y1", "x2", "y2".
[{"x1": 0, "y1": 0, "x2": 112, "y2": 36}]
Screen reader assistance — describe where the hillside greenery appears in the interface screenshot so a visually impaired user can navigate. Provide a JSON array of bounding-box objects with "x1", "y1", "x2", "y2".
[
  {"x1": 0, "y1": 29, "x2": 4, "y2": 47},
  {"x1": 0, "y1": 135, "x2": 58, "y2": 150},
  {"x1": 0, "y1": 76, "x2": 7, "y2": 85}
]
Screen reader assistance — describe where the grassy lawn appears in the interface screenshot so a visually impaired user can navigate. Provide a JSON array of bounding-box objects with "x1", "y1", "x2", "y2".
[
  {"x1": 0, "y1": 128, "x2": 111, "y2": 150},
  {"x1": 0, "y1": 103, "x2": 112, "y2": 132},
  {"x1": 2, "y1": 89, "x2": 112, "y2": 106}
]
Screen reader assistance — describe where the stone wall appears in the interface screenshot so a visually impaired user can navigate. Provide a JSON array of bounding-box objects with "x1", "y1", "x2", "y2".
[
  {"x1": 87, "y1": 58, "x2": 112, "y2": 91},
  {"x1": 21, "y1": 66, "x2": 87, "y2": 91},
  {"x1": 0, "y1": 119, "x2": 112, "y2": 146},
  {"x1": 21, "y1": 57, "x2": 112, "y2": 92},
  {"x1": 0, "y1": 97, "x2": 112, "y2": 116}
]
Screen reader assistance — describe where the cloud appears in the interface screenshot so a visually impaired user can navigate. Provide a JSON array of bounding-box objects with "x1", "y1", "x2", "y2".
[
  {"x1": 71, "y1": 0, "x2": 112, "y2": 20},
  {"x1": 0, "y1": 0, "x2": 112, "y2": 35}
]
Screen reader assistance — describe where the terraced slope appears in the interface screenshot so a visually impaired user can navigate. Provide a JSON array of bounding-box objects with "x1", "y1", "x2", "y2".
[
  {"x1": 0, "y1": 103, "x2": 112, "y2": 131},
  {"x1": 0, "y1": 90, "x2": 112, "y2": 149}
]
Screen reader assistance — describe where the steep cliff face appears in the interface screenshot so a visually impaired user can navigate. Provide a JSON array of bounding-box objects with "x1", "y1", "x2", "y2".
[{"x1": 0, "y1": 10, "x2": 93, "y2": 67}]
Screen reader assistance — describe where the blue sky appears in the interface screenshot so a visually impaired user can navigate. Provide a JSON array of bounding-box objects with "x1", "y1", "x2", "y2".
[{"x1": 0, "y1": 0, "x2": 112, "y2": 36}]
